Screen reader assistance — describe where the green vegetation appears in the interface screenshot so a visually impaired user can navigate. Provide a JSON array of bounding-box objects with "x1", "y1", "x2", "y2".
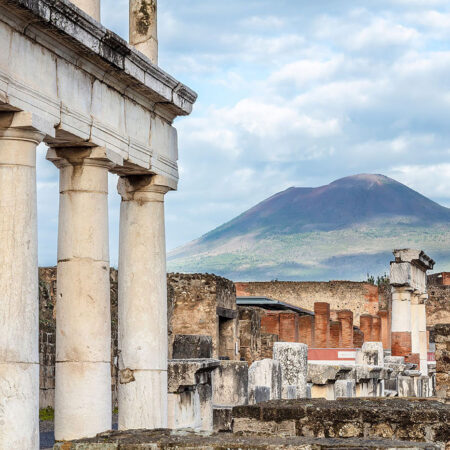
[{"x1": 39, "y1": 407, "x2": 54, "y2": 421}]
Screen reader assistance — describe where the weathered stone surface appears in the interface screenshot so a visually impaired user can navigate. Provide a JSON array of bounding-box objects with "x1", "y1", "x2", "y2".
[
  {"x1": 212, "y1": 361, "x2": 248, "y2": 407},
  {"x1": 356, "y1": 342, "x2": 384, "y2": 367},
  {"x1": 334, "y1": 379, "x2": 356, "y2": 398},
  {"x1": 273, "y1": 342, "x2": 308, "y2": 398},
  {"x1": 213, "y1": 407, "x2": 233, "y2": 432},
  {"x1": 434, "y1": 323, "x2": 450, "y2": 399},
  {"x1": 172, "y1": 335, "x2": 213, "y2": 359},
  {"x1": 307, "y1": 364, "x2": 353, "y2": 385},
  {"x1": 248, "y1": 359, "x2": 282, "y2": 404},
  {"x1": 168, "y1": 359, "x2": 219, "y2": 393},
  {"x1": 53, "y1": 428, "x2": 442, "y2": 449},
  {"x1": 232, "y1": 398, "x2": 449, "y2": 445}
]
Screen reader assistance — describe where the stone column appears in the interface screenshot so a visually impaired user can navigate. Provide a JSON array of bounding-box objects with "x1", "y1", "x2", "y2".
[
  {"x1": 0, "y1": 113, "x2": 44, "y2": 450},
  {"x1": 391, "y1": 287, "x2": 412, "y2": 357},
  {"x1": 71, "y1": 0, "x2": 100, "y2": 21},
  {"x1": 418, "y1": 294, "x2": 428, "y2": 375},
  {"x1": 337, "y1": 310, "x2": 353, "y2": 348},
  {"x1": 47, "y1": 147, "x2": 112, "y2": 441},
  {"x1": 129, "y1": 0, "x2": 158, "y2": 64},
  {"x1": 117, "y1": 174, "x2": 173, "y2": 430},
  {"x1": 410, "y1": 293, "x2": 420, "y2": 357},
  {"x1": 314, "y1": 302, "x2": 330, "y2": 348},
  {"x1": 359, "y1": 315, "x2": 373, "y2": 343},
  {"x1": 298, "y1": 315, "x2": 314, "y2": 347}
]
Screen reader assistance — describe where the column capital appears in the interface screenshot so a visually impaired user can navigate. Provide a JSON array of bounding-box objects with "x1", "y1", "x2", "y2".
[
  {"x1": 0, "y1": 111, "x2": 53, "y2": 144},
  {"x1": 46, "y1": 146, "x2": 116, "y2": 170},
  {"x1": 118, "y1": 174, "x2": 175, "y2": 202}
]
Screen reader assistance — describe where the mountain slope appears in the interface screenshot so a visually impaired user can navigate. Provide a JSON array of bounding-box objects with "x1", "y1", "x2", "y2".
[{"x1": 168, "y1": 174, "x2": 450, "y2": 281}]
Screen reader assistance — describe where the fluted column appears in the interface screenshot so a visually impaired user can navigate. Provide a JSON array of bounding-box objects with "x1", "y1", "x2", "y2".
[
  {"x1": 391, "y1": 287, "x2": 412, "y2": 357},
  {"x1": 117, "y1": 174, "x2": 173, "y2": 430},
  {"x1": 71, "y1": 0, "x2": 100, "y2": 21},
  {"x1": 129, "y1": 0, "x2": 158, "y2": 64},
  {"x1": 0, "y1": 113, "x2": 44, "y2": 450},
  {"x1": 47, "y1": 147, "x2": 112, "y2": 441}
]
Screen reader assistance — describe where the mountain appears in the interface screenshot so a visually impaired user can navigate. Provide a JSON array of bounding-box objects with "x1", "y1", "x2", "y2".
[{"x1": 168, "y1": 174, "x2": 450, "y2": 281}]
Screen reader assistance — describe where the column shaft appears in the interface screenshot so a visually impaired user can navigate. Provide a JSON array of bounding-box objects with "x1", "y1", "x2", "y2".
[
  {"x1": 129, "y1": 0, "x2": 158, "y2": 64},
  {"x1": 417, "y1": 303, "x2": 428, "y2": 375},
  {"x1": 48, "y1": 148, "x2": 112, "y2": 441},
  {"x1": 391, "y1": 288, "x2": 412, "y2": 357},
  {"x1": 359, "y1": 315, "x2": 373, "y2": 344},
  {"x1": 314, "y1": 302, "x2": 330, "y2": 348},
  {"x1": 71, "y1": 0, "x2": 100, "y2": 21},
  {"x1": 0, "y1": 125, "x2": 43, "y2": 450},
  {"x1": 118, "y1": 175, "x2": 169, "y2": 430}
]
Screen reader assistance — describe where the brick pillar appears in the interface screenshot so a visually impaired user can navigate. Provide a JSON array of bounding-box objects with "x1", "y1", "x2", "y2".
[
  {"x1": 330, "y1": 321, "x2": 342, "y2": 348},
  {"x1": 353, "y1": 328, "x2": 364, "y2": 348},
  {"x1": 359, "y1": 315, "x2": 373, "y2": 343},
  {"x1": 372, "y1": 316, "x2": 381, "y2": 342},
  {"x1": 337, "y1": 310, "x2": 353, "y2": 348},
  {"x1": 314, "y1": 302, "x2": 330, "y2": 348},
  {"x1": 279, "y1": 313, "x2": 299, "y2": 342},
  {"x1": 378, "y1": 310, "x2": 390, "y2": 350},
  {"x1": 298, "y1": 315, "x2": 314, "y2": 347}
]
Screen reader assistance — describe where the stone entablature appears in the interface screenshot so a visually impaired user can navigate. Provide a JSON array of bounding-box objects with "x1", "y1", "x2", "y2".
[{"x1": 0, "y1": 0, "x2": 196, "y2": 182}]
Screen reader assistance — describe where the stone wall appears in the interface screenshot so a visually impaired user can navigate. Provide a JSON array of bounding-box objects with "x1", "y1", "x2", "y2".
[
  {"x1": 434, "y1": 323, "x2": 450, "y2": 399},
  {"x1": 235, "y1": 281, "x2": 381, "y2": 326},
  {"x1": 427, "y1": 285, "x2": 450, "y2": 327},
  {"x1": 167, "y1": 273, "x2": 239, "y2": 360}
]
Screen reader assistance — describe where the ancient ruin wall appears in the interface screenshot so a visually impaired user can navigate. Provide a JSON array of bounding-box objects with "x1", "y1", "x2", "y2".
[
  {"x1": 236, "y1": 281, "x2": 380, "y2": 326},
  {"x1": 426, "y1": 285, "x2": 450, "y2": 327}
]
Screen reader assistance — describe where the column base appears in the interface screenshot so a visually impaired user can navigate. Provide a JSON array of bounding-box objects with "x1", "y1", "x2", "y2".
[
  {"x1": 118, "y1": 369, "x2": 168, "y2": 430},
  {"x1": 0, "y1": 362, "x2": 39, "y2": 449},
  {"x1": 55, "y1": 361, "x2": 111, "y2": 441}
]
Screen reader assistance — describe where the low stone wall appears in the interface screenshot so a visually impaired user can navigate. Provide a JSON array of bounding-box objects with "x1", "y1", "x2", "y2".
[
  {"x1": 54, "y1": 429, "x2": 443, "y2": 449},
  {"x1": 233, "y1": 398, "x2": 449, "y2": 446}
]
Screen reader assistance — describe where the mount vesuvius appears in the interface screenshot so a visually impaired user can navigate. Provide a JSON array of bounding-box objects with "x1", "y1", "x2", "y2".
[{"x1": 168, "y1": 174, "x2": 450, "y2": 281}]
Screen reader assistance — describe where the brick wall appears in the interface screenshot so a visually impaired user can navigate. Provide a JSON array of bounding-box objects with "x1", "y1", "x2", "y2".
[{"x1": 235, "y1": 281, "x2": 381, "y2": 326}]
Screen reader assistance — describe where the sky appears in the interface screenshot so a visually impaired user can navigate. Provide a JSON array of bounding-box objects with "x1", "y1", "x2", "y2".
[{"x1": 37, "y1": 0, "x2": 450, "y2": 266}]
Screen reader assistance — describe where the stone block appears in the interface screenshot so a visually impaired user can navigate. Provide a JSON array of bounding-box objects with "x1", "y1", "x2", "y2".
[
  {"x1": 168, "y1": 390, "x2": 201, "y2": 430},
  {"x1": 212, "y1": 361, "x2": 248, "y2": 407},
  {"x1": 356, "y1": 342, "x2": 384, "y2": 366},
  {"x1": 212, "y1": 407, "x2": 232, "y2": 432},
  {"x1": 273, "y1": 342, "x2": 308, "y2": 398},
  {"x1": 334, "y1": 379, "x2": 356, "y2": 398},
  {"x1": 172, "y1": 335, "x2": 213, "y2": 359},
  {"x1": 397, "y1": 376, "x2": 416, "y2": 397},
  {"x1": 248, "y1": 359, "x2": 281, "y2": 404},
  {"x1": 282, "y1": 385, "x2": 297, "y2": 399}
]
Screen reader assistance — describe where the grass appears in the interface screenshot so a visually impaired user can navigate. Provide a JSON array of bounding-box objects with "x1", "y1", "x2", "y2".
[{"x1": 39, "y1": 407, "x2": 54, "y2": 421}]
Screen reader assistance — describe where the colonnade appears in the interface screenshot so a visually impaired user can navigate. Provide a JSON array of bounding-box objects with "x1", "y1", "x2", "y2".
[{"x1": 0, "y1": 0, "x2": 172, "y2": 447}]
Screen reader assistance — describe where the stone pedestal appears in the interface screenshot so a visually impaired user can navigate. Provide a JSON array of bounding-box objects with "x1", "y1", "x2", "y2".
[
  {"x1": 273, "y1": 342, "x2": 308, "y2": 398},
  {"x1": 47, "y1": 147, "x2": 112, "y2": 441},
  {"x1": 117, "y1": 175, "x2": 172, "y2": 430},
  {"x1": 248, "y1": 359, "x2": 282, "y2": 404},
  {"x1": 0, "y1": 114, "x2": 44, "y2": 450}
]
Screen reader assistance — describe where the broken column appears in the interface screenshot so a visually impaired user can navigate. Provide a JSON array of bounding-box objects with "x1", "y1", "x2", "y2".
[
  {"x1": 129, "y1": 0, "x2": 158, "y2": 64},
  {"x1": 117, "y1": 175, "x2": 174, "y2": 430},
  {"x1": 0, "y1": 112, "x2": 45, "y2": 450},
  {"x1": 314, "y1": 302, "x2": 330, "y2": 348},
  {"x1": 71, "y1": 0, "x2": 100, "y2": 21},
  {"x1": 359, "y1": 315, "x2": 373, "y2": 344},
  {"x1": 248, "y1": 359, "x2": 282, "y2": 404},
  {"x1": 273, "y1": 342, "x2": 308, "y2": 398},
  {"x1": 337, "y1": 310, "x2": 353, "y2": 348},
  {"x1": 47, "y1": 148, "x2": 113, "y2": 441}
]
